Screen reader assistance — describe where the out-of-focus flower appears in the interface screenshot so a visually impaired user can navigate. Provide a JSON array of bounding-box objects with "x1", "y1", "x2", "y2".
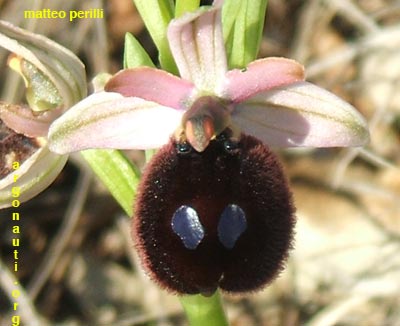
[{"x1": 0, "y1": 20, "x2": 86, "y2": 208}]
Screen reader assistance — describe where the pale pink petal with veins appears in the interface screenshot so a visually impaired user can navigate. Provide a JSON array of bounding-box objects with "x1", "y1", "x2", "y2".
[
  {"x1": 48, "y1": 92, "x2": 185, "y2": 154},
  {"x1": 233, "y1": 82, "x2": 369, "y2": 147},
  {"x1": 167, "y1": 4, "x2": 227, "y2": 93}
]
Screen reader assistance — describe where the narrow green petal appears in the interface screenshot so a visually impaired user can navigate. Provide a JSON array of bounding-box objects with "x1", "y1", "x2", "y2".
[
  {"x1": 132, "y1": 0, "x2": 178, "y2": 73},
  {"x1": 175, "y1": 0, "x2": 200, "y2": 18},
  {"x1": 180, "y1": 292, "x2": 228, "y2": 326},
  {"x1": 8, "y1": 56, "x2": 62, "y2": 111},
  {"x1": 222, "y1": 0, "x2": 268, "y2": 68},
  {"x1": 123, "y1": 32, "x2": 155, "y2": 69},
  {"x1": 80, "y1": 149, "x2": 140, "y2": 216}
]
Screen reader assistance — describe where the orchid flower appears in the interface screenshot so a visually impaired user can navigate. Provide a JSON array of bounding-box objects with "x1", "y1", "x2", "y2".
[
  {"x1": 48, "y1": 3, "x2": 369, "y2": 156},
  {"x1": 0, "y1": 20, "x2": 86, "y2": 208},
  {"x1": 46, "y1": 1, "x2": 369, "y2": 296}
]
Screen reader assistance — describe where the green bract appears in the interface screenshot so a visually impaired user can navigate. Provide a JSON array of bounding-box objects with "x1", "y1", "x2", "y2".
[
  {"x1": 123, "y1": 32, "x2": 155, "y2": 69},
  {"x1": 222, "y1": 0, "x2": 268, "y2": 68},
  {"x1": 175, "y1": 0, "x2": 201, "y2": 17},
  {"x1": 132, "y1": 0, "x2": 177, "y2": 73}
]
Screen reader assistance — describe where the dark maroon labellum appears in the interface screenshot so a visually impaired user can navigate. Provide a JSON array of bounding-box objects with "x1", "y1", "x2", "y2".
[{"x1": 133, "y1": 132, "x2": 295, "y2": 295}]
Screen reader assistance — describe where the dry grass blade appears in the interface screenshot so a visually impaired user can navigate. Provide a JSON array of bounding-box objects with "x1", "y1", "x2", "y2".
[{"x1": 27, "y1": 170, "x2": 91, "y2": 300}]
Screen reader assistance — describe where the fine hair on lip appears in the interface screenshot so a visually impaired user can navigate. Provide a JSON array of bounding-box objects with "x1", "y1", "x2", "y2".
[{"x1": 132, "y1": 131, "x2": 295, "y2": 295}]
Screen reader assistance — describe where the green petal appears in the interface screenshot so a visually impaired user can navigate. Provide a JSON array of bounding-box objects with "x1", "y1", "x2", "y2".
[{"x1": 8, "y1": 56, "x2": 62, "y2": 111}]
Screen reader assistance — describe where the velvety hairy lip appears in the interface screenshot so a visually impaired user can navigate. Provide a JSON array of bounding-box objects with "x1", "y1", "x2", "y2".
[{"x1": 132, "y1": 132, "x2": 295, "y2": 295}]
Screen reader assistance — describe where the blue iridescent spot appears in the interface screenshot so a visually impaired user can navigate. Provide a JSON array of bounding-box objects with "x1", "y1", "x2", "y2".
[
  {"x1": 218, "y1": 204, "x2": 247, "y2": 249},
  {"x1": 171, "y1": 205, "x2": 205, "y2": 250}
]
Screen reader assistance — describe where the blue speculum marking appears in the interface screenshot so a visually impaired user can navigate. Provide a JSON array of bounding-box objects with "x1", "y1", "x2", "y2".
[
  {"x1": 218, "y1": 204, "x2": 247, "y2": 249},
  {"x1": 171, "y1": 205, "x2": 205, "y2": 250}
]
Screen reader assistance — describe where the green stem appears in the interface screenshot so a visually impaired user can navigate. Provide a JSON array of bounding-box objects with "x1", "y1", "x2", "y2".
[{"x1": 180, "y1": 292, "x2": 229, "y2": 326}]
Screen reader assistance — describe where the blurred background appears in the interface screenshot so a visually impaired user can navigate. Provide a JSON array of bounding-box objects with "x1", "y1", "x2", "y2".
[{"x1": 0, "y1": 0, "x2": 399, "y2": 325}]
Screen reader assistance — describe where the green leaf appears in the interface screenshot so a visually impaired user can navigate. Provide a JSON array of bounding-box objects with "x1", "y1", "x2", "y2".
[
  {"x1": 222, "y1": 0, "x2": 268, "y2": 69},
  {"x1": 180, "y1": 292, "x2": 229, "y2": 326},
  {"x1": 175, "y1": 0, "x2": 200, "y2": 18},
  {"x1": 80, "y1": 149, "x2": 140, "y2": 216},
  {"x1": 132, "y1": 0, "x2": 178, "y2": 74},
  {"x1": 123, "y1": 32, "x2": 155, "y2": 69}
]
